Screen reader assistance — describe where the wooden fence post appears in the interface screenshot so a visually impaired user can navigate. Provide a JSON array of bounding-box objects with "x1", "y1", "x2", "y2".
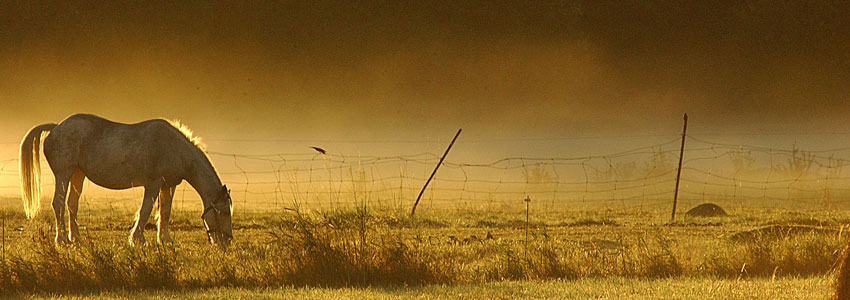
[
  {"x1": 411, "y1": 129, "x2": 462, "y2": 216},
  {"x1": 671, "y1": 113, "x2": 688, "y2": 222},
  {"x1": 525, "y1": 195, "x2": 531, "y2": 255}
]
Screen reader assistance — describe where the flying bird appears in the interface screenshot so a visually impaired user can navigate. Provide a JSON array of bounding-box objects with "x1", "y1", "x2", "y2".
[{"x1": 310, "y1": 146, "x2": 326, "y2": 154}]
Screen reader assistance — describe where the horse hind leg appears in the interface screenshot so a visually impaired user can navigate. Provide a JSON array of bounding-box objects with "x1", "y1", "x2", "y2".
[
  {"x1": 129, "y1": 181, "x2": 162, "y2": 246},
  {"x1": 67, "y1": 169, "x2": 85, "y2": 243},
  {"x1": 52, "y1": 174, "x2": 72, "y2": 245}
]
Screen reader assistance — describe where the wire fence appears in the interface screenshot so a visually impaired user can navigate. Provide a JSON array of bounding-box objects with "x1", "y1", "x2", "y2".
[{"x1": 1, "y1": 133, "x2": 850, "y2": 218}]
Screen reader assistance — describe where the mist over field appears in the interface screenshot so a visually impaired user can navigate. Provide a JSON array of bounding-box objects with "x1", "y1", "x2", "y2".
[
  {"x1": 0, "y1": 1, "x2": 849, "y2": 212},
  {"x1": 1, "y1": 1, "x2": 848, "y2": 136}
]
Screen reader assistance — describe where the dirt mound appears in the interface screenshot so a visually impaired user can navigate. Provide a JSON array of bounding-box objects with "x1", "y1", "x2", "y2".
[{"x1": 685, "y1": 203, "x2": 728, "y2": 217}]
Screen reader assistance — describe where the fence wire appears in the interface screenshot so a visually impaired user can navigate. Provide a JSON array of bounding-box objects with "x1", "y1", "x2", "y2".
[{"x1": 1, "y1": 135, "x2": 849, "y2": 217}]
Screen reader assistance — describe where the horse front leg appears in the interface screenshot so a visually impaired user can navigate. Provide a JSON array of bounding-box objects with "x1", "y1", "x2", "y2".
[
  {"x1": 157, "y1": 186, "x2": 175, "y2": 244},
  {"x1": 129, "y1": 181, "x2": 161, "y2": 246}
]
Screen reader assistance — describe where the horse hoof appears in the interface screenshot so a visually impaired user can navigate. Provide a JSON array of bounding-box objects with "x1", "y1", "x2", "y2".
[
  {"x1": 55, "y1": 237, "x2": 71, "y2": 246},
  {"x1": 128, "y1": 236, "x2": 146, "y2": 246}
]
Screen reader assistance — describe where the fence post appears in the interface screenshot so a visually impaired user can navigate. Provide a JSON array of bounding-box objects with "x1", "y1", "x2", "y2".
[
  {"x1": 671, "y1": 113, "x2": 688, "y2": 222},
  {"x1": 411, "y1": 129, "x2": 462, "y2": 217},
  {"x1": 524, "y1": 195, "x2": 531, "y2": 255}
]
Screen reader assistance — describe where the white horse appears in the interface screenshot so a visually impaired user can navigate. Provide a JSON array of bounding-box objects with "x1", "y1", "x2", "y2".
[{"x1": 19, "y1": 114, "x2": 232, "y2": 247}]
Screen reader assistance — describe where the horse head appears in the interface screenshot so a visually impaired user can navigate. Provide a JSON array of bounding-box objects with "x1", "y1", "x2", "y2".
[{"x1": 202, "y1": 184, "x2": 233, "y2": 248}]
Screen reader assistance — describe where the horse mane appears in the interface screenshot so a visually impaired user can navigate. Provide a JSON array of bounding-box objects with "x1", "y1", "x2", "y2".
[{"x1": 167, "y1": 119, "x2": 206, "y2": 151}]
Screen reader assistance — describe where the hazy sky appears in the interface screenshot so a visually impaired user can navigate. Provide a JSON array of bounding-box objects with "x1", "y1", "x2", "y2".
[{"x1": 1, "y1": 1, "x2": 849, "y2": 149}]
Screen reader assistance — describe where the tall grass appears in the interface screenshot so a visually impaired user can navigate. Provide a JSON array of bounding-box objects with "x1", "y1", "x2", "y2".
[
  {"x1": 0, "y1": 227, "x2": 178, "y2": 293},
  {"x1": 0, "y1": 210, "x2": 846, "y2": 295},
  {"x1": 833, "y1": 244, "x2": 850, "y2": 300}
]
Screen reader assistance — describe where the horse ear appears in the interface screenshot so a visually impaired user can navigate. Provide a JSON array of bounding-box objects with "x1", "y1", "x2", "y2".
[{"x1": 222, "y1": 185, "x2": 228, "y2": 193}]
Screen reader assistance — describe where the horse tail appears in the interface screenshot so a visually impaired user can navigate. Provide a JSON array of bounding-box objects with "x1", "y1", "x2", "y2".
[{"x1": 20, "y1": 123, "x2": 56, "y2": 219}]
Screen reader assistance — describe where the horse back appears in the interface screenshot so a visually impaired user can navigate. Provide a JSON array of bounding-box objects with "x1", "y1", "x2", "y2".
[{"x1": 44, "y1": 114, "x2": 195, "y2": 189}]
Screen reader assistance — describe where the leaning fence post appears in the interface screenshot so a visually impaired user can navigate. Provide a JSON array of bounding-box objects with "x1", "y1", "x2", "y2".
[
  {"x1": 411, "y1": 129, "x2": 462, "y2": 216},
  {"x1": 671, "y1": 113, "x2": 688, "y2": 222}
]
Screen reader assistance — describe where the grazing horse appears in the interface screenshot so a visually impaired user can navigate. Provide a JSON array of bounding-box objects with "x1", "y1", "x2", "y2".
[{"x1": 19, "y1": 114, "x2": 232, "y2": 247}]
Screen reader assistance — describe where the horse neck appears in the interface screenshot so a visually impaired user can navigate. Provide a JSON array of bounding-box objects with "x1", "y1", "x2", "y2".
[{"x1": 186, "y1": 151, "x2": 222, "y2": 205}]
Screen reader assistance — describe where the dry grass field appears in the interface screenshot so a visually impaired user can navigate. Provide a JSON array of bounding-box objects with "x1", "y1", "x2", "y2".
[
  {"x1": 16, "y1": 277, "x2": 833, "y2": 299},
  {"x1": 0, "y1": 200, "x2": 847, "y2": 299}
]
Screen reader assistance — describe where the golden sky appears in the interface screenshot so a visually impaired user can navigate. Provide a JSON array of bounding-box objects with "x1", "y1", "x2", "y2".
[{"x1": 1, "y1": 1, "x2": 849, "y2": 145}]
